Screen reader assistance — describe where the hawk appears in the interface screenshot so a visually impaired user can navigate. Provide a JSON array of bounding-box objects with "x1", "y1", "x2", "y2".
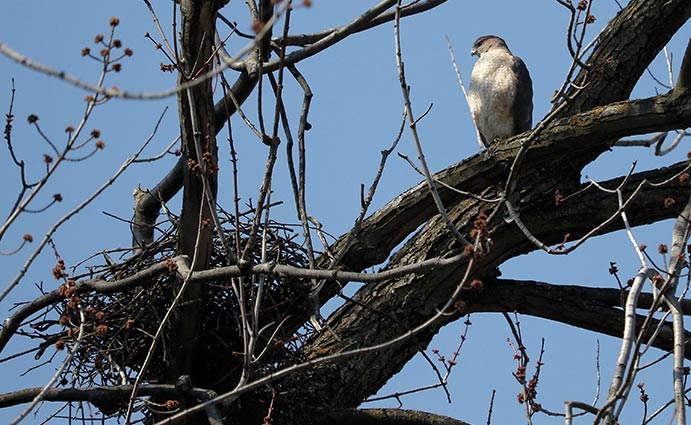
[{"x1": 468, "y1": 35, "x2": 533, "y2": 148}]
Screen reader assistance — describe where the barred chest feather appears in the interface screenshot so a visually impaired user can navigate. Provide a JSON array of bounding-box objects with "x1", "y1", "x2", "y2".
[{"x1": 468, "y1": 51, "x2": 519, "y2": 145}]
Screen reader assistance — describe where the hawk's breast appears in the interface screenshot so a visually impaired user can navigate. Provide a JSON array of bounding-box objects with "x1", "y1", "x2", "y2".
[{"x1": 468, "y1": 51, "x2": 519, "y2": 144}]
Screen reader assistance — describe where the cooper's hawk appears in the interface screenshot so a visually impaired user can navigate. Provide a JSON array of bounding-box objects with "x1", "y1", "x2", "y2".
[{"x1": 468, "y1": 35, "x2": 533, "y2": 148}]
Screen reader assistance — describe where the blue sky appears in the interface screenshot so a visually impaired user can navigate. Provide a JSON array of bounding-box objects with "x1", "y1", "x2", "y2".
[{"x1": 1, "y1": 1, "x2": 690, "y2": 424}]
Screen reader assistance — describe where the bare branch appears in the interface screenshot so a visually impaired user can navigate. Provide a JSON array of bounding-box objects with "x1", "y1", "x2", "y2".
[{"x1": 317, "y1": 408, "x2": 472, "y2": 425}]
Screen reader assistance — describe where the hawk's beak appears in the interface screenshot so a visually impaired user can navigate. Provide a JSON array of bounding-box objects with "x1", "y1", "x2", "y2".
[{"x1": 470, "y1": 48, "x2": 478, "y2": 57}]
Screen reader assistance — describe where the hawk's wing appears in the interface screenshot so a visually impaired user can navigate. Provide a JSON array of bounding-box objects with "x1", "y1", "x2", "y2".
[{"x1": 511, "y1": 55, "x2": 533, "y2": 135}]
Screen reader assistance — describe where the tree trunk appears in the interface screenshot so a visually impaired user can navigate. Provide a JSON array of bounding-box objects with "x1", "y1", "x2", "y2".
[{"x1": 170, "y1": 0, "x2": 218, "y2": 392}]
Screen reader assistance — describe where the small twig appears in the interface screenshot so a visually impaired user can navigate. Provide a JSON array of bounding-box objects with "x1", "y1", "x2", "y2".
[
  {"x1": 486, "y1": 389, "x2": 496, "y2": 425},
  {"x1": 393, "y1": 1, "x2": 470, "y2": 247},
  {"x1": 142, "y1": 0, "x2": 177, "y2": 61},
  {"x1": 123, "y1": 256, "x2": 194, "y2": 422},
  {"x1": 1, "y1": 86, "x2": 166, "y2": 303},
  {"x1": 11, "y1": 303, "x2": 85, "y2": 424},
  {"x1": 446, "y1": 36, "x2": 484, "y2": 149}
]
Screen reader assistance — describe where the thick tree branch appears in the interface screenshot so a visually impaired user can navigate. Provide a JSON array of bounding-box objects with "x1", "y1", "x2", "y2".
[
  {"x1": 166, "y1": 1, "x2": 222, "y2": 397},
  {"x1": 471, "y1": 279, "x2": 691, "y2": 359},
  {"x1": 0, "y1": 384, "x2": 180, "y2": 408},
  {"x1": 562, "y1": 0, "x2": 691, "y2": 114},
  {"x1": 317, "y1": 408, "x2": 471, "y2": 425},
  {"x1": 0, "y1": 382, "x2": 221, "y2": 423},
  {"x1": 321, "y1": 90, "x2": 691, "y2": 281},
  {"x1": 299, "y1": 159, "x2": 691, "y2": 407},
  {"x1": 677, "y1": 37, "x2": 691, "y2": 90}
]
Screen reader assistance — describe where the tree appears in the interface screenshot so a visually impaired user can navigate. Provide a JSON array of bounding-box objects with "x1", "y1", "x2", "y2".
[{"x1": 1, "y1": 0, "x2": 691, "y2": 424}]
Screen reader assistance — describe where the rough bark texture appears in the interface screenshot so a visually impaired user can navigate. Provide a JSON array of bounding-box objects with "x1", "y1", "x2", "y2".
[
  {"x1": 294, "y1": 159, "x2": 691, "y2": 408},
  {"x1": 177, "y1": 1, "x2": 218, "y2": 270},
  {"x1": 470, "y1": 279, "x2": 691, "y2": 356}
]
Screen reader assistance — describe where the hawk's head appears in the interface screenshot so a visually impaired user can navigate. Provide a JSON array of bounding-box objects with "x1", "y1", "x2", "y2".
[{"x1": 471, "y1": 35, "x2": 510, "y2": 57}]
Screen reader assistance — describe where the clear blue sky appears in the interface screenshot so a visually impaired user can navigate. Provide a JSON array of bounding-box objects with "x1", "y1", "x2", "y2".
[{"x1": 1, "y1": 1, "x2": 689, "y2": 424}]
